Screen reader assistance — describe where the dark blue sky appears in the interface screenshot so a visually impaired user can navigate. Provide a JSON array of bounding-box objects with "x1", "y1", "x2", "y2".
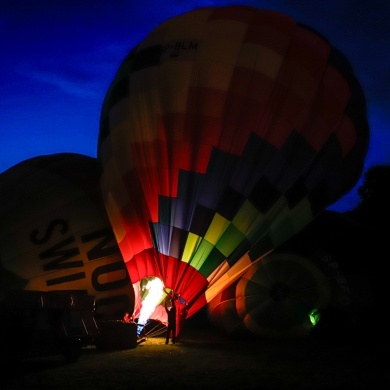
[{"x1": 1, "y1": 0, "x2": 389, "y2": 212}]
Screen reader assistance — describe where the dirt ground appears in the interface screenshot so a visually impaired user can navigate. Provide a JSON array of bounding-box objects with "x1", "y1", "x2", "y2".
[{"x1": 1, "y1": 313, "x2": 387, "y2": 390}]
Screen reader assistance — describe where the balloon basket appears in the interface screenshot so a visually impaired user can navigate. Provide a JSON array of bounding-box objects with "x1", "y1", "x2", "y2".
[{"x1": 95, "y1": 320, "x2": 138, "y2": 350}]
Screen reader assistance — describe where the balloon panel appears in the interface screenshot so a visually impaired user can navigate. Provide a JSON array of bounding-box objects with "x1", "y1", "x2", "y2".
[
  {"x1": 206, "y1": 279, "x2": 247, "y2": 336},
  {"x1": 0, "y1": 153, "x2": 135, "y2": 320},
  {"x1": 98, "y1": 6, "x2": 369, "y2": 323}
]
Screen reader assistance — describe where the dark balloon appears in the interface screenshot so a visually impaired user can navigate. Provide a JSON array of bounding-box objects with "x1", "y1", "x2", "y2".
[
  {"x1": 208, "y1": 211, "x2": 377, "y2": 338},
  {"x1": 208, "y1": 252, "x2": 331, "y2": 338},
  {"x1": 0, "y1": 153, "x2": 135, "y2": 320}
]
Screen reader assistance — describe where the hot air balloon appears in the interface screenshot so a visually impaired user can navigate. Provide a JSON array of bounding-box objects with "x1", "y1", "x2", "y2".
[
  {"x1": 0, "y1": 153, "x2": 134, "y2": 321},
  {"x1": 97, "y1": 6, "x2": 369, "y2": 335},
  {"x1": 207, "y1": 211, "x2": 376, "y2": 338}
]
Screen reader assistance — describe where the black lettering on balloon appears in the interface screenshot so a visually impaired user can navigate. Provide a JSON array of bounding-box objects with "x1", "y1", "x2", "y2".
[
  {"x1": 92, "y1": 261, "x2": 130, "y2": 292},
  {"x1": 81, "y1": 227, "x2": 119, "y2": 260},
  {"x1": 41, "y1": 236, "x2": 83, "y2": 271},
  {"x1": 188, "y1": 41, "x2": 198, "y2": 50},
  {"x1": 30, "y1": 218, "x2": 69, "y2": 245}
]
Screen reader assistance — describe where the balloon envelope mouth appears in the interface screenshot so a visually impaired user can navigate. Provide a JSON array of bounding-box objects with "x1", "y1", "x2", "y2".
[
  {"x1": 269, "y1": 283, "x2": 290, "y2": 301},
  {"x1": 136, "y1": 276, "x2": 166, "y2": 333}
]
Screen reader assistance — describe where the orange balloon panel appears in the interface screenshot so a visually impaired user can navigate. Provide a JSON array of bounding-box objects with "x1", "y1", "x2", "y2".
[
  {"x1": 98, "y1": 6, "x2": 369, "y2": 325},
  {"x1": 0, "y1": 153, "x2": 134, "y2": 320}
]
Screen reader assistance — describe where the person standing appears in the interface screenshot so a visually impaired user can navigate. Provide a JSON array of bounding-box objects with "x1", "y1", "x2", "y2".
[
  {"x1": 123, "y1": 312, "x2": 133, "y2": 323},
  {"x1": 164, "y1": 295, "x2": 177, "y2": 344}
]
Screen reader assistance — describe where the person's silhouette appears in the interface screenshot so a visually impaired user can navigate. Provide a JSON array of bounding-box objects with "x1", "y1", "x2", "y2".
[{"x1": 164, "y1": 296, "x2": 177, "y2": 344}]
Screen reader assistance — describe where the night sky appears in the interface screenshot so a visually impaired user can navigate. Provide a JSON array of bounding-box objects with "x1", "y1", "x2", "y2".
[{"x1": 1, "y1": 0, "x2": 389, "y2": 212}]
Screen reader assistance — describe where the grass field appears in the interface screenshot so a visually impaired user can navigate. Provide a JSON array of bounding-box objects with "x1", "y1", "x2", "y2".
[{"x1": 1, "y1": 312, "x2": 387, "y2": 390}]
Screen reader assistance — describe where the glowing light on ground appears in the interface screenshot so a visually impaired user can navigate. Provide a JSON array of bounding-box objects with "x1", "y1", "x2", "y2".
[
  {"x1": 309, "y1": 308, "x2": 321, "y2": 326},
  {"x1": 136, "y1": 277, "x2": 165, "y2": 335}
]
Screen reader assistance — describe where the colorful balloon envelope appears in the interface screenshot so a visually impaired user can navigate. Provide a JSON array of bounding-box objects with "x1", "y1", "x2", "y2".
[
  {"x1": 0, "y1": 153, "x2": 134, "y2": 320},
  {"x1": 98, "y1": 6, "x2": 369, "y2": 329}
]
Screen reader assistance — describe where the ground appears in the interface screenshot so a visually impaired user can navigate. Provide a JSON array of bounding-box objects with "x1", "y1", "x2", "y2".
[{"x1": 1, "y1": 313, "x2": 387, "y2": 390}]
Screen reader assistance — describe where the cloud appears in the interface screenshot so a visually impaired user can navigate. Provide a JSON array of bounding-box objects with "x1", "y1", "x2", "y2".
[{"x1": 31, "y1": 69, "x2": 100, "y2": 98}]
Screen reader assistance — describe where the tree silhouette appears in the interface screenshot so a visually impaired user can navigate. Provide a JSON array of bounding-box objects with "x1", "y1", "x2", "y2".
[
  {"x1": 347, "y1": 165, "x2": 389, "y2": 317},
  {"x1": 349, "y1": 164, "x2": 390, "y2": 230}
]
